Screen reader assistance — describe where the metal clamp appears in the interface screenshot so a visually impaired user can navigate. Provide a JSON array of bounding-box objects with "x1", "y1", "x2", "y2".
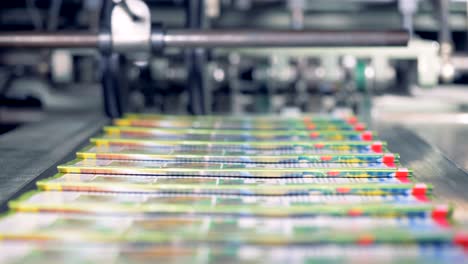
[{"x1": 111, "y1": 0, "x2": 151, "y2": 56}]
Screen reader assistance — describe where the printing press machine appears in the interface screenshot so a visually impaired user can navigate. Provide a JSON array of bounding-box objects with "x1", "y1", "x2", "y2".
[{"x1": 0, "y1": 0, "x2": 468, "y2": 263}]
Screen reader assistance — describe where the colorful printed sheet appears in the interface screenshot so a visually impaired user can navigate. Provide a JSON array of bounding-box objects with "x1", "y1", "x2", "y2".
[
  {"x1": 0, "y1": 212, "x2": 459, "y2": 245},
  {"x1": 78, "y1": 144, "x2": 398, "y2": 164},
  {"x1": 103, "y1": 126, "x2": 376, "y2": 141},
  {"x1": 56, "y1": 159, "x2": 410, "y2": 178},
  {"x1": 1, "y1": 113, "x2": 466, "y2": 261},
  {"x1": 1, "y1": 241, "x2": 467, "y2": 264},
  {"x1": 9, "y1": 191, "x2": 452, "y2": 217},
  {"x1": 37, "y1": 173, "x2": 425, "y2": 196}
]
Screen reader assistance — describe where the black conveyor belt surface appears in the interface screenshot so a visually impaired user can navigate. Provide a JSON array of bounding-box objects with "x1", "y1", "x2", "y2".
[{"x1": 0, "y1": 113, "x2": 107, "y2": 208}]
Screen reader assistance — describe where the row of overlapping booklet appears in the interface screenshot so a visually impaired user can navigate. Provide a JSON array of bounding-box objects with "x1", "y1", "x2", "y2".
[{"x1": 0, "y1": 113, "x2": 467, "y2": 263}]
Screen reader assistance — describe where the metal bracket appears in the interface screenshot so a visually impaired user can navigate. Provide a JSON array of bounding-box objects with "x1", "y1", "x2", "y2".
[{"x1": 111, "y1": 0, "x2": 151, "y2": 58}]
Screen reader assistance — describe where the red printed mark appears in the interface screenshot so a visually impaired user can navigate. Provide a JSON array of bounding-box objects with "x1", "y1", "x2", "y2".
[
  {"x1": 337, "y1": 187, "x2": 351, "y2": 194},
  {"x1": 354, "y1": 123, "x2": 366, "y2": 131},
  {"x1": 314, "y1": 143, "x2": 325, "y2": 149},
  {"x1": 434, "y1": 217, "x2": 450, "y2": 228},
  {"x1": 310, "y1": 132, "x2": 320, "y2": 139},
  {"x1": 414, "y1": 194, "x2": 430, "y2": 203},
  {"x1": 361, "y1": 131, "x2": 373, "y2": 141},
  {"x1": 382, "y1": 154, "x2": 395, "y2": 166},
  {"x1": 320, "y1": 156, "x2": 333, "y2": 162},
  {"x1": 357, "y1": 235, "x2": 374, "y2": 245},
  {"x1": 395, "y1": 168, "x2": 409, "y2": 178},
  {"x1": 348, "y1": 208, "x2": 363, "y2": 216},
  {"x1": 412, "y1": 184, "x2": 429, "y2": 202},
  {"x1": 347, "y1": 116, "x2": 358, "y2": 125},
  {"x1": 371, "y1": 142, "x2": 383, "y2": 153},
  {"x1": 395, "y1": 168, "x2": 410, "y2": 183},
  {"x1": 411, "y1": 183, "x2": 427, "y2": 196},
  {"x1": 454, "y1": 233, "x2": 468, "y2": 250},
  {"x1": 432, "y1": 205, "x2": 450, "y2": 220},
  {"x1": 327, "y1": 171, "x2": 341, "y2": 177}
]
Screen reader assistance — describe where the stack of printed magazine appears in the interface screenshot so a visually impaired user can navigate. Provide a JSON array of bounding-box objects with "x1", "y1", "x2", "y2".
[{"x1": 1, "y1": 113, "x2": 468, "y2": 263}]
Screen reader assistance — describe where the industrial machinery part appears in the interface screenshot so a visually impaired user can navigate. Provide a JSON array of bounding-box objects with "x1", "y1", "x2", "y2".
[
  {"x1": 0, "y1": 0, "x2": 410, "y2": 119},
  {"x1": 0, "y1": 30, "x2": 410, "y2": 51},
  {"x1": 229, "y1": 39, "x2": 440, "y2": 88}
]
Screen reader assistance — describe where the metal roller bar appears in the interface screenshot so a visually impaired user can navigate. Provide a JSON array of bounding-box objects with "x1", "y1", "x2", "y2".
[
  {"x1": 162, "y1": 30, "x2": 409, "y2": 48},
  {"x1": 0, "y1": 32, "x2": 100, "y2": 48},
  {"x1": 0, "y1": 30, "x2": 409, "y2": 49}
]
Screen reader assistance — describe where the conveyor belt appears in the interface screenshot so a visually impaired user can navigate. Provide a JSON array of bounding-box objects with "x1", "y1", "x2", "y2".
[
  {"x1": 0, "y1": 114, "x2": 467, "y2": 263},
  {"x1": 0, "y1": 113, "x2": 107, "y2": 209}
]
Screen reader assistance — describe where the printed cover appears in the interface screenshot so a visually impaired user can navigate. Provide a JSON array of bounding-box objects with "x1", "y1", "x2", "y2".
[
  {"x1": 1, "y1": 241, "x2": 467, "y2": 264},
  {"x1": 37, "y1": 173, "x2": 426, "y2": 196},
  {"x1": 77, "y1": 144, "x2": 398, "y2": 164},
  {"x1": 9, "y1": 191, "x2": 452, "y2": 217},
  {"x1": 0, "y1": 212, "x2": 459, "y2": 245},
  {"x1": 57, "y1": 159, "x2": 410, "y2": 178}
]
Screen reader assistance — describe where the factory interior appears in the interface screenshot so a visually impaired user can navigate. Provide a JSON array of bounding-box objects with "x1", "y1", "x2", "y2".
[{"x1": 0, "y1": 0, "x2": 468, "y2": 263}]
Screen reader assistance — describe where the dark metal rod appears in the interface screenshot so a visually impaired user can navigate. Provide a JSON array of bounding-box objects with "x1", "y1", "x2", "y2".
[
  {"x1": 164, "y1": 30, "x2": 409, "y2": 47},
  {"x1": 185, "y1": 0, "x2": 208, "y2": 115},
  {"x1": 0, "y1": 30, "x2": 409, "y2": 49}
]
